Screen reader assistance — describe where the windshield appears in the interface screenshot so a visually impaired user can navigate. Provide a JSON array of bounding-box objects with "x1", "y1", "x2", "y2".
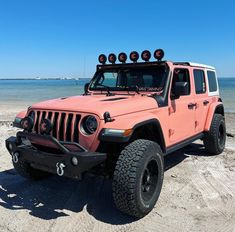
[{"x1": 90, "y1": 66, "x2": 169, "y2": 94}]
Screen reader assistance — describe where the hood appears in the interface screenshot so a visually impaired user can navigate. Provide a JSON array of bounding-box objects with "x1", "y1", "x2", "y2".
[{"x1": 30, "y1": 94, "x2": 158, "y2": 119}]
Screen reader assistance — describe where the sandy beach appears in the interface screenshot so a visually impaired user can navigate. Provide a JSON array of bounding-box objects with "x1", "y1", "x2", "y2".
[{"x1": 0, "y1": 111, "x2": 234, "y2": 232}]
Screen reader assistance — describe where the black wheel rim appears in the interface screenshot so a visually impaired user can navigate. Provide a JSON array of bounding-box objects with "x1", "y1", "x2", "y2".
[
  {"x1": 141, "y1": 159, "x2": 159, "y2": 202},
  {"x1": 218, "y1": 123, "x2": 225, "y2": 147}
]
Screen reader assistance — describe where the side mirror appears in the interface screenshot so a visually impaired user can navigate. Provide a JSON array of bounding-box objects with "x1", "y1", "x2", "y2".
[
  {"x1": 84, "y1": 83, "x2": 90, "y2": 94},
  {"x1": 174, "y1": 82, "x2": 189, "y2": 96}
]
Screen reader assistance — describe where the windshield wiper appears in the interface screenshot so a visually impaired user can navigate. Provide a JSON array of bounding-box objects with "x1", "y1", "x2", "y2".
[{"x1": 96, "y1": 84, "x2": 115, "y2": 96}]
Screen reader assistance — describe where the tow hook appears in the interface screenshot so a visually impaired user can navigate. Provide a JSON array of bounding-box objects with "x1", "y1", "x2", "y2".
[
  {"x1": 56, "y1": 162, "x2": 66, "y2": 176},
  {"x1": 12, "y1": 152, "x2": 19, "y2": 164}
]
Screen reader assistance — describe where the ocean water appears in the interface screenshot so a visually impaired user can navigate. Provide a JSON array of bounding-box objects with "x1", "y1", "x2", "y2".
[{"x1": 0, "y1": 78, "x2": 234, "y2": 112}]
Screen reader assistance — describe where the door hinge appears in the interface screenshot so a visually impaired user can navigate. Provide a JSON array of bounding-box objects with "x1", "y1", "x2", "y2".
[
  {"x1": 169, "y1": 129, "x2": 175, "y2": 137},
  {"x1": 168, "y1": 106, "x2": 175, "y2": 114},
  {"x1": 195, "y1": 121, "x2": 199, "y2": 127}
]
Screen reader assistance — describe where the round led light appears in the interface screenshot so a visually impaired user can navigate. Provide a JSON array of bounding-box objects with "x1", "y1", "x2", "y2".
[
  {"x1": 154, "y1": 49, "x2": 164, "y2": 61},
  {"x1": 40, "y1": 118, "x2": 52, "y2": 134},
  {"x1": 81, "y1": 115, "x2": 98, "y2": 135},
  {"x1": 8, "y1": 143, "x2": 13, "y2": 151},
  {"x1": 71, "y1": 156, "x2": 78, "y2": 166},
  {"x1": 118, "y1": 52, "x2": 127, "y2": 63},
  {"x1": 141, "y1": 50, "x2": 151, "y2": 62},
  {"x1": 98, "y1": 54, "x2": 107, "y2": 64},
  {"x1": 130, "y1": 51, "x2": 139, "y2": 62},
  {"x1": 108, "y1": 53, "x2": 117, "y2": 64},
  {"x1": 21, "y1": 116, "x2": 34, "y2": 131}
]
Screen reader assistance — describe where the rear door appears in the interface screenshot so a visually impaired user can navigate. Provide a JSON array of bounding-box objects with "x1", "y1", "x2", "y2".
[{"x1": 193, "y1": 69, "x2": 209, "y2": 133}]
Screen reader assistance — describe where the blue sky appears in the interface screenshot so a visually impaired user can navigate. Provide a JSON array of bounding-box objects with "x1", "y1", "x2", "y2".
[{"x1": 0, "y1": 0, "x2": 234, "y2": 78}]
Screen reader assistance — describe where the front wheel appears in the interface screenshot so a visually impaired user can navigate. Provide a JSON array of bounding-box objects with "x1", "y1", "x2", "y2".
[
  {"x1": 203, "y1": 113, "x2": 226, "y2": 155},
  {"x1": 112, "y1": 139, "x2": 164, "y2": 218}
]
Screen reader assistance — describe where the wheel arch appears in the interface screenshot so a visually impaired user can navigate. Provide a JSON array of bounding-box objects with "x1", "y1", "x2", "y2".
[
  {"x1": 130, "y1": 119, "x2": 166, "y2": 153},
  {"x1": 205, "y1": 103, "x2": 224, "y2": 131}
]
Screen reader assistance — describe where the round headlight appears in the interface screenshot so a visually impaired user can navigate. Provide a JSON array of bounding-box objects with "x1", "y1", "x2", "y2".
[{"x1": 81, "y1": 116, "x2": 98, "y2": 135}]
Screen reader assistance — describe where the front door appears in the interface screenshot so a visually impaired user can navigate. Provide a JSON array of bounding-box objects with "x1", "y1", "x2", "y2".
[{"x1": 168, "y1": 68, "x2": 195, "y2": 145}]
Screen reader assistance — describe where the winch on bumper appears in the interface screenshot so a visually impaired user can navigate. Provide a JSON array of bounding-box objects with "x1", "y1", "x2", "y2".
[{"x1": 5, "y1": 131, "x2": 107, "y2": 178}]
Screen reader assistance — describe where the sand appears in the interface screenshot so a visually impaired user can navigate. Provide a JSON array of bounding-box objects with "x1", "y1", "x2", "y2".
[{"x1": 0, "y1": 111, "x2": 234, "y2": 232}]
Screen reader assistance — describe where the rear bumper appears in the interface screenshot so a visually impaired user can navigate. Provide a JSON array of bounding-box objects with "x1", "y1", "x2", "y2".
[{"x1": 5, "y1": 132, "x2": 107, "y2": 178}]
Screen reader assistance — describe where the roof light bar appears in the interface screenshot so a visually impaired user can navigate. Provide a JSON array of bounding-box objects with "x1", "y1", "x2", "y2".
[{"x1": 98, "y1": 49, "x2": 165, "y2": 64}]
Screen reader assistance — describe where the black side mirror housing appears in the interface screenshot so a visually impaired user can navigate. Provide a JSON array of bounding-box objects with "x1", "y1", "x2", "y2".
[
  {"x1": 84, "y1": 83, "x2": 90, "y2": 94},
  {"x1": 174, "y1": 82, "x2": 189, "y2": 96}
]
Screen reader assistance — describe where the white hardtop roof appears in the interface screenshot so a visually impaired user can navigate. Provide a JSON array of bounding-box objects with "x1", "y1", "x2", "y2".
[
  {"x1": 172, "y1": 61, "x2": 215, "y2": 70},
  {"x1": 188, "y1": 62, "x2": 215, "y2": 70}
]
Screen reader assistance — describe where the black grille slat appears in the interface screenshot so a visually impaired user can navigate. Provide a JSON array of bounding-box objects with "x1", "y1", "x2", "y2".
[
  {"x1": 73, "y1": 115, "x2": 81, "y2": 142},
  {"x1": 48, "y1": 112, "x2": 53, "y2": 120},
  {"x1": 42, "y1": 111, "x2": 46, "y2": 121},
  {"x1": 35, "y1": 111, "x2": 41, "y2": 133},
  {"x1": 52, "y1": 112, "x2": 59, "y2": 138},
  {"x1": 59, "y1": 113, "x2": 66, "y2": 141},
  {"x1": 66, "y1": 114, "x2": 73, "y2": 142}
]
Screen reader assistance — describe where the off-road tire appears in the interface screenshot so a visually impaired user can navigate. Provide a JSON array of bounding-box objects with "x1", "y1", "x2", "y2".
[
  {"x1": 13, "y1": 160, "x2": 50, "y2": 180},
  {"x1": 112, "y1": 139, "x2": 164, "y2": 218},
  {"x1": 203, "y1": 113, "x2": 226, "y2": 155}
]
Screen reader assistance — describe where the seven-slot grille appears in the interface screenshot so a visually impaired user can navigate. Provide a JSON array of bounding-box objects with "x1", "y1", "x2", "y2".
[{"x1": 29, "y1": 110, "x2": 81, "y2": 142}]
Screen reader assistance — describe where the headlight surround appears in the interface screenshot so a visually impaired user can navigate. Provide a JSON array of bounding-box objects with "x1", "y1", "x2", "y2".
[
  {"x1": 81, "y1": 115, "x2": 98, "y2": 135},
  {"x1": 21, "y1": 116, "x2": 34, "y2": 131}
]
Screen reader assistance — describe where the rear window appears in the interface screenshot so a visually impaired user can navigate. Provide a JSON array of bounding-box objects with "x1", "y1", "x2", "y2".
[
  {"x1": 207, "y1": 71, "x2": 217, "y2": 92},
  {"x1": 193, "y1": 69, "x2": 206, "y2": 94}
]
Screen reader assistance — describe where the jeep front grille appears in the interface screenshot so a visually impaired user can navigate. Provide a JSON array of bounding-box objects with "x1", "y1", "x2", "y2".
[{"x1": 29, "y1": 110, "x2": 81, "y2": 142}]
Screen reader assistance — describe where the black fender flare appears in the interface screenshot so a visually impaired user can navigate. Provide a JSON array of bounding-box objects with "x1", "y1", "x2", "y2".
[{"x1": 99, "y1": 119, "x2": 166, "y2": 153}]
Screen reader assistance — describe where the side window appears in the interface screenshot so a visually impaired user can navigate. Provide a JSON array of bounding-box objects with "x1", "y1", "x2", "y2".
[
  {"x1": 171, "y1": 68, "x2": 190, "y2": 99},
  {"x1": 207, "y1": 71, "x2": 218, "y2": 92},
  {"x1": 193, "y1": 69, "x2": 206, "y2": 94}
]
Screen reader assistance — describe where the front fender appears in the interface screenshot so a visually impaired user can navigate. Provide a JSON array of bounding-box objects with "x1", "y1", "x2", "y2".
[
  {"x1": 99, "y1": 109, "x2": 168, "y2": 148},
  {"x1": 103, "y1": 111, "x2": 164, "y2": 130}
]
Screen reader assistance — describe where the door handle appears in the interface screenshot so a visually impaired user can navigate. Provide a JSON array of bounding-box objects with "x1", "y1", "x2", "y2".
[
  {"x1": 203, "y1": 100, "x2": 209, "y2": 105},
  {"x1": 188, "y1": 103, "x2": 196, "y2": 109}
]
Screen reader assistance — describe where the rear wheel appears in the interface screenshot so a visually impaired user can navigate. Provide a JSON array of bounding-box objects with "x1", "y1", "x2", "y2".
[
  {"x1": 13, "y1": 159, "x2": 50, "y2": 180},
  {"x1": 112, "y1": 139, "x2": 164, "y2": 218},
  {"x1": 203, "y1": 113, "x2": 226, "y2": 155}
]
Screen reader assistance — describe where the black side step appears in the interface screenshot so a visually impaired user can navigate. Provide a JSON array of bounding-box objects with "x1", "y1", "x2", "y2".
[{"x1": 165, "y1": 133, "x2": 204, "y2": 155}]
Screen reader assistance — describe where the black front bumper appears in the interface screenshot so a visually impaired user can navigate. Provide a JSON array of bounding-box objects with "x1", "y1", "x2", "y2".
[{"x1": 5, "y1": 131, "x2": 107, "y2": 178}]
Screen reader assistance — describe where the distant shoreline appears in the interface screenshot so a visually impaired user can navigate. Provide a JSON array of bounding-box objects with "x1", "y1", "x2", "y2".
[
  {"x1": 0, "y1": 78, "x2": 91, "y2": 80},
  {"x1": 0, "y1": 77, "x2": 234, "y2": 80}
]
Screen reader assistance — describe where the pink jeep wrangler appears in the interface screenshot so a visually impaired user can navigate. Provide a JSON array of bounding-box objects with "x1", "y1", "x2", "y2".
[{"x1": 6, "y1": 49, "x2": 226, "y2": 218}]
